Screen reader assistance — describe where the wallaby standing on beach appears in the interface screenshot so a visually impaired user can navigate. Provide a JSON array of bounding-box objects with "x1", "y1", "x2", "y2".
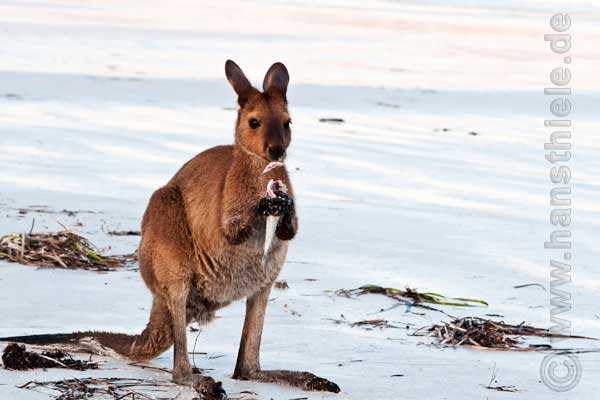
[{"x1": 0, "y1": 61, "x2": 340, "y2": 394}]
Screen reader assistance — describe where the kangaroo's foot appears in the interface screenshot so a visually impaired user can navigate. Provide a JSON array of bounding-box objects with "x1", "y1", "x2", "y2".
[
  {"x1": 173, "y1": 368, "x2": 226, "y2": 400},
  {"x1": 192, "y1": 373, "x2": 227, "y2": 400},
  {"x1": 234, "y1": 369, "x2": 340, "y2": 393}
]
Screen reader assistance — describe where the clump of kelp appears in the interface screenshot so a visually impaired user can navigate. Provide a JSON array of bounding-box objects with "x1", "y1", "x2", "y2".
[
  {"x1": 336, "y1": 285, "x2": 488, "y2": 315},
  {"x1": 416, "y1": 317, "x2": 595, "y2": 350},
  {"x1": 0, "y1": 230, "x2": 136, "y2": 271},
  {"x1": 2, "y1": 343, "x2": 98, "y2": 371}
]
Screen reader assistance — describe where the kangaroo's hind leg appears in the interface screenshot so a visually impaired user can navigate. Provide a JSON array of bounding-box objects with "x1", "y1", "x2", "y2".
[
  {"x1": 232, "y1": 284, "x2": 340, "y2": 393},
  {"x1": 183, "y1": 288, "x2": 226, "y2": 398},
  {"x1": 139, "y1": 185, "x2": 193, "y2": 384},
  {"x1": 165, "y1": 285, "x2": 191, "y2": 384},
  {"x1": 139, "y1": 186, "x2": 219, "y2": 394}
]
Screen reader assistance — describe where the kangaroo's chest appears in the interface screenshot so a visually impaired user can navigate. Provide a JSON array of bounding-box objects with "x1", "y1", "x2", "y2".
[{"x1": 193, "y1": 224, "x2": 288, "y2": 304}]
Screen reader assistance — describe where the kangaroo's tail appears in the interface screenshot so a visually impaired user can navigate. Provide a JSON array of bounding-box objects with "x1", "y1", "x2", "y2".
[
  {"x1": 0, "y1": 299, "x2": 173, "y2": 362},
  {"x1": 0, "y1": 332, "x2": 137, "y2": 358}
]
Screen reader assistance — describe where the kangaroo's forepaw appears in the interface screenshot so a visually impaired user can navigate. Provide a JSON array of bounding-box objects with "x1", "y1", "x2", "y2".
[
  {"x1": 192, "y1": 373, "x2": 227, "y2": 400},
  {"x1": 237, "y1": 369, "x2": 340, "y2": 393}
]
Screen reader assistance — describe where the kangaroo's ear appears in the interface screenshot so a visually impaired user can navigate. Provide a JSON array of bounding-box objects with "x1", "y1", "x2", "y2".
[
  {"x1": 225, "y1": 60, "x2": 253, "y2": 104},
  {"x1": 263, "y1": 62, "x2": 289, "y2": 98}
]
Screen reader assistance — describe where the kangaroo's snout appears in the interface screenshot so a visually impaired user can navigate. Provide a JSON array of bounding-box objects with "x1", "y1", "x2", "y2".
[{"x1": 267, "y1": 145, "x2": 285, "y2": 161}]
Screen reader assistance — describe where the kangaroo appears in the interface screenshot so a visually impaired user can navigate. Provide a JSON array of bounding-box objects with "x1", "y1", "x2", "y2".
[{"x1": 0, "y1": 60, "x2": 340, "y2": 394}]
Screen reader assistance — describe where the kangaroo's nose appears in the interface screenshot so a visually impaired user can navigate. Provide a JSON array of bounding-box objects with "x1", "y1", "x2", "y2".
[{"x1": 267, "y1": 145, "x2": 284, "y2": 161}]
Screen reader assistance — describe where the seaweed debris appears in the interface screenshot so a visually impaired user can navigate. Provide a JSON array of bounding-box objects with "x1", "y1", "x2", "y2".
[
  {"x1": 336, "y1": 285, "x2": 487, "y2": 315},
  {"x1": 0, "y1": 230, "x2": 136, "y2": 271},
  {"x1": 107, "y1": 230, "x2": 140, "y2": 236},
  {"x1": 325, "y1": 315, "x2": 406, "y2": 330},
  {"x1": 2, "y1": 343, "x2": 98, "y2": 371},
  {"x1": 17, "y1": 377, "x2": 175, "y2": 399},
  {"x1": 417, "y1": 317, "x2": 595, "y2": 350}
]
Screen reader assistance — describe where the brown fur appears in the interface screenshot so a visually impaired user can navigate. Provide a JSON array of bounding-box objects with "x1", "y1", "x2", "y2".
[{"x1": 0, "y1": 61, "x2": 339, "y2": 394}]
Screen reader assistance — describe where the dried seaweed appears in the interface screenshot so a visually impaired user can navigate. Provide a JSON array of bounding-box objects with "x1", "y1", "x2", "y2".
[
  {"x1": 350, "y1": 319, "x2": 399, "y2": 329},
  {"x1": 417, "y1": 317, "x2": 595, "y2": 350},
  {"x1": 14, "y1": 207, "x2": 98, "y2": 217},
  {"x1": 18, "y1": 377, "x2": 175, "y2": 399},
  {"x1": 336, "y1": 285, "x2": 487, "y2": 317},
  {"x1": 0, "y1": 230, "x2": 136, "y2": 271},
  {"x1": 319, "y1": 118, "x2": 344, "y2": 124},
  {"x1": 325, "y1": 315, "x2": 403, "y2": 330},
  {"x1": 2, "y1": 343, "x2": 98, "y2": 371},
  {"x1": 107, "y1": 230, "x2": 140, "y2": 236},
  {"x1": 514, "y1": 283, "x2": 546, "y2": 290}
]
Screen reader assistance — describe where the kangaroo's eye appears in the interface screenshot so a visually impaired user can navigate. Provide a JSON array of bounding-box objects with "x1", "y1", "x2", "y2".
[
  {"x1": 283, "y1": 119, "x2": 292, "y2": 130},
  {"x1": 248, "y1": 118, "x2": 260, "y2": 129}
]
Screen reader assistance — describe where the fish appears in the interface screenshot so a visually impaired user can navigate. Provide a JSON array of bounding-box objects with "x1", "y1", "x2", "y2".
[
  {"x1": 262, "y1": 214, "x2": 279, "y2": 272},
  {"x1": 261, "y1": 164, "x2": 287, "y2": 272}
]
